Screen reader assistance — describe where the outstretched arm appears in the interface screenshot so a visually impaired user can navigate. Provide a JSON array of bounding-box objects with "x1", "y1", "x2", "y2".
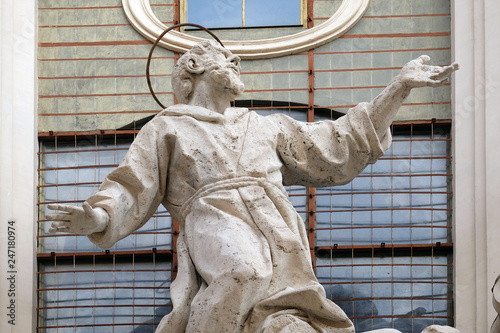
[
  {"x1": 46, "y1": 117, "x2": 170, "y2": 249},
  {"x1": 368, "y1": 55, "x2": 459, "y2": 138},
  {"x1": 47, "y1": 202, "x2": 109, "y2": 235}
]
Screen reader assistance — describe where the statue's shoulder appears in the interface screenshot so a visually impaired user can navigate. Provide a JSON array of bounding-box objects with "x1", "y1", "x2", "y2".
[
  {"x1": 156, "y1": 104, "x2": 224, "y2": 123},
  {"x1": 156, "y1": 104, "x2": 196, "y2": 117}
]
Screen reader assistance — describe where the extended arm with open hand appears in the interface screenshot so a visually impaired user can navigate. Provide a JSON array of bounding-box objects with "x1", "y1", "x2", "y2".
[
  {"x1": 46, "y1": 117, "x2": 169, "y2": 248},
  {"x1": 367, "y1": 55, "x2": 459, "y2": 138}
]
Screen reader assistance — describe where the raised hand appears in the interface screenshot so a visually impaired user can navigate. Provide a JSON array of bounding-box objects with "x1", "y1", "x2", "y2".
[
  {"x1": 398, "y1": 55, "x2": 459, "y2": 88},
  {"x1": 47, "y1": 202, "x2": 109, "y2": 235},
  {"x1": 366, "y1": 55, "x2": 459, "y2": 139}
]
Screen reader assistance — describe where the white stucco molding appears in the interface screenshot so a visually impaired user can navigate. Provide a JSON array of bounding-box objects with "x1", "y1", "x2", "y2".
[
  {"x1": 0, "y1": 0, "x2": 37, "y2": 332},
  {"x1": 122, "y1": 0, "x2": 370, "y2": 59},
  {"x1": 452, "y1": 0, "x2": 500, "y2": 331}
]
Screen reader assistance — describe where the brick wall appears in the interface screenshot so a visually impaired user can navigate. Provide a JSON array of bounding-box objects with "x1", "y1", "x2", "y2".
[{"x1": 37, "y1": 0, "x2": 452, "y2": 132}]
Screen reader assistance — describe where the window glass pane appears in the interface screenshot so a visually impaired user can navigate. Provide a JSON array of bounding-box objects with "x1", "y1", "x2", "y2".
[
  {"x1": 187, "y1": 0, "x2": 242, "y2": 28},
  {"x1": 246, "y1": 0, "x2": 301, "y2": 27},
  {"x1": 186, "y1": 0, "x2": 301, "y2": 28},
  {"x1": 38, "y1": 261, "x2": 172, "y2": 331},
  {"x1": 316, "y1": 254, "x2": 453, "y2": 332},
  {"x1": 315, "y1": 128, "x2": 451, "y2": 246}
]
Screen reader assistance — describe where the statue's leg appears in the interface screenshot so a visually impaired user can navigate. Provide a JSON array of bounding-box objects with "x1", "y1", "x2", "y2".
[
  {"x1": 260, "y1": 311, "x2": 317, "y2": 333},
  {"x1": 184, "y1": 189, "x2": 273, "y2": 333},
  {"x1": 360, "y1": 325, "x2": 459, "y2": 333}
]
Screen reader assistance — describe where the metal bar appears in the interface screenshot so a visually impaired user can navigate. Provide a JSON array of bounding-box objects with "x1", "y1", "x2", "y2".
[
  {"x1": 346, "y1": 315, "x2": 453, "y2": 320},
  {"x1": 391, "y1": 138, "x2": 451, "y2": 142},
  {"x1": 307, "y1": 0, "x2": 314, "y2": 29},
  {"x1": 377, "y1": 156, "x2": 451, "y2": 160},
  {"x1": 355, "y1": 173, "x2": 452, "y2": 177},
  {"x1": 38, "y1": 181, "x2": 101, "y2": 188},
  {"x1": 173, "y1": 0, "x2": 180, "y2": 25},
  {"x1": 37, "y1": 304, "x2": 171, "y2": 310},
  {"x1": 307, "y1": 207, "x2": 452, "y2": 213},
  {"x1": 316, "y1": 243, "x2": 453, "y2": 252},
  {"x1": 308, "y1": 188, "x2": 316, "y2": 263},
  {"x1": 313, "y1": 190, "x2": 453, "y2": 196},
  {"x1": 307, "y1": 13, "x2": 316, "y2": 265},
  {"x1": 172, "y1": 219, "x2": 180, "y2": 280},
  {"x1": 37, "y1": 231, "x2": 173, "y2": 238},
  {"x1": 38, "y1": 217, "x2": 172, "y2": 222},
  {"x1": 37, "y1": 323, "x2": 161, "y2": 329},
  {"x1": 320, "y1": 280, "x2": 453, "y2": 285},
  {"x1": 37, "y1": 249, "x2": 172, "y2": 260},
  {"x1": 314, "y1": 225, "x2": 452, "y2": 231},
  {"x1": 37, "y1": 286, "x2": 170, "y2": 291},
  {"x1": 38, "y1": 129, "x2": 140, "y2": 140},
  {"x1": 314, "y1": 263, "x2": 452, "y2": 268},
  {"x1": 38, "y1": 164, "x2": 119, "y2": 171},
  {"x1": 38, "y1": 56, "x2": 175, "y2": 61},
  {"x1": 37, "y1": 268, "x2": 173, "y2": 274},
  {"x1": 330, "y1": 296, "x2": 453, "y2": 301},
  {"x1": 38, "y1": 147, "x2": 129, "y2": 155}
]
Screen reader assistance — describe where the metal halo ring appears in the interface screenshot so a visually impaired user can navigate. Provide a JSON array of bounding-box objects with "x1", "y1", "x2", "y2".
[{"x1": 146, "y1": 23, "x2": 225, "y2": 109}]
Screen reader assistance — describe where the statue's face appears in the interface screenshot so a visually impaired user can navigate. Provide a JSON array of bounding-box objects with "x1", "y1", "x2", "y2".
[{"x1": 204, "y1": 46, "x2": 245, "y2": 98}]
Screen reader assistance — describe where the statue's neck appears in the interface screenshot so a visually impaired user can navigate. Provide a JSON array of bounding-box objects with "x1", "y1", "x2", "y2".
[{"x1": 187, "y1": 77, "x2": 235, "y2": 115}]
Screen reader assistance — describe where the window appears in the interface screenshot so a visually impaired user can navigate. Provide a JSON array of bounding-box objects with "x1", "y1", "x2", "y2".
[
  {"x1": 37, "y1": 134, "x2": 174, "y2": 332},
  {"x1": 37, "y1": 104, "x2": 453, "y2": 332},
  {"x1": 313, "y1": 123, "x2": 454, "y2": 331},
  {"x1": 183, "y1": 0, "x2": 304, "y2": 29}
]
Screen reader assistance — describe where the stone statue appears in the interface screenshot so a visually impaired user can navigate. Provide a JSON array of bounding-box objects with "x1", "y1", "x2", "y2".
[
  {"x1": 48, "y1": 41, "x2": 459, "y2": 333},
  {"x1": 492, "y1": 276, "x2": 500, "y2": 332}
]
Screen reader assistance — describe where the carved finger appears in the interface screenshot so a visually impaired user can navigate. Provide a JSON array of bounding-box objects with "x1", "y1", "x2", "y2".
[
  {"x1": 428, "y1": 77, "x2": 449, "y2": 87},
  {"x1": 430, "y1": 67, "x2": 450, "y2": 80},
  {"x1": 431, "y1": 67, "x2": 442, "y2": 73},
  {"x1": 49, "y1": 221, "x2": 71, "y2": 233},
  {"x1": 46, "y1": 213, "x2": 72, "y2": 222},
  {"x1": 432, "y1": 63, "x2": 460, "y2": 79},
  {"x1": 48, "y1": 227, "x2": 69, "y2": 233},
  {"x1": 82, "y1": 202, "x2": 94, "y2": 215},
  {"x1": 416, "y1": 55, "x2": 431, "y2": 65},
  {"x1": 47, "y1": 203, "x2": 81, "y2": 213}
]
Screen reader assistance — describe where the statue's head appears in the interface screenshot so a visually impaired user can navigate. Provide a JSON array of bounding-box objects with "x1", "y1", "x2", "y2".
[{"x1": 172, "y1": 40, "x2": 245, "y2": 104}]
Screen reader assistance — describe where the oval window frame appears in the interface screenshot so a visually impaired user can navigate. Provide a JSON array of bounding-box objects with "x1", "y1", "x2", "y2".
[{"x1": 122, "y1": 0, "x2": 370, "y2": 59}]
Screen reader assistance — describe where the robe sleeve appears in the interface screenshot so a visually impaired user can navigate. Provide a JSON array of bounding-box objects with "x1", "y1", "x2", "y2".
[
  {"x1": 271, "y1": 102, "x2": 392, "y2": 188},
  {"x1": 86, "y1": 117, "x2": 170, "y2": 249}
]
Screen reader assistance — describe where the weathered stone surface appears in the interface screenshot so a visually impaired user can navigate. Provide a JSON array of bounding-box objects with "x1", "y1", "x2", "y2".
[
  {"x1": 48, "y1": 41, "x2": 458, "y2": 332},
  {"x1": 362, "y1": 325, "x2": 459, "y2": 333},
  {"x1": 492, "y1": 276, "x2": 500, "y2": 332},
  {"x1": 421, "y1": 325, "x2": 460, "y2": 333}
]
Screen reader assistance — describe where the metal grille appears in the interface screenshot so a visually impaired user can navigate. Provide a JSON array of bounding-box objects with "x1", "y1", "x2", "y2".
[{"x1": 313, "y1": 123, "x2": 453, "y2": 332}]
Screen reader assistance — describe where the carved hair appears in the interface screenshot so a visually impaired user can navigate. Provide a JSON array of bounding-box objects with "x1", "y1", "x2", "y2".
[{"x1": 172, "y1": 40, "x2": 228, "y2": 104}]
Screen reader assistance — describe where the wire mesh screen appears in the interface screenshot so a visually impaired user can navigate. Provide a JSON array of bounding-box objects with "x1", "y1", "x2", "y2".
[
  {"x1": 38, "y1": 259, "x2": 171, "y2": 332},
  {"x1": 37, "y1": 134, "x2": 174, "y2": 332},
  {"x1": 314, "y1": 123, "x2": 453, "y2": 331},
  {"x1": 37, "y1": 119, "x2": 452, "y2": 332}
]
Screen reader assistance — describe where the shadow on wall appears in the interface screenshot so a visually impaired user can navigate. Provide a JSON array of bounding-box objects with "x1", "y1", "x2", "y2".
[
  {"x1": 332, "y1": 285, "x2": 445, "y2": 333},
  {"x1": 130, "y1": 299, "x2": 171, "y2": 333}
]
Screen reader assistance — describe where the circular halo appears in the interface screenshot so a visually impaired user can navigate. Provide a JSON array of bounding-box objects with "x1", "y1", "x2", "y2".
[{"x1": 146, "y1": 23, "x2": 224, "y2": 109}]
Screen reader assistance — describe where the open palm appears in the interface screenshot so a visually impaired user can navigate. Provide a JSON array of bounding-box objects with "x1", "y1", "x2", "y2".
[
  {"x1": 47, "y1": 202, "x2": 108, "y2": 235},
  {"x1": 399, "y1": 55, "x2": 459, "y2": 88}
]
